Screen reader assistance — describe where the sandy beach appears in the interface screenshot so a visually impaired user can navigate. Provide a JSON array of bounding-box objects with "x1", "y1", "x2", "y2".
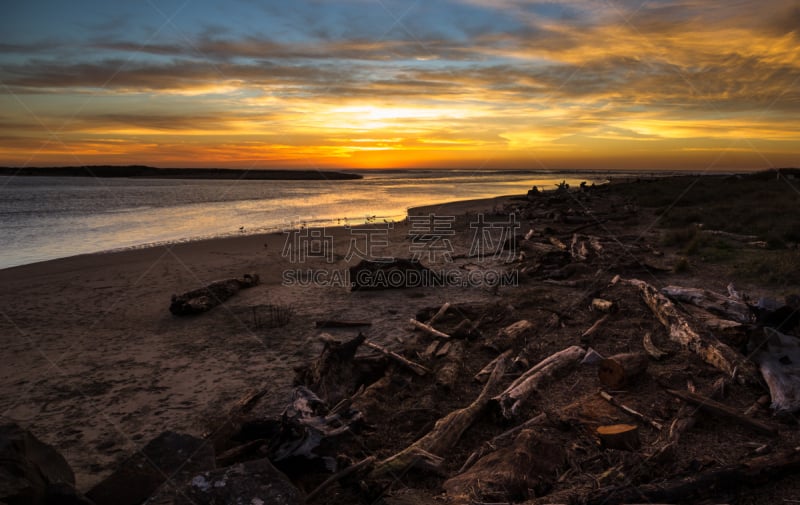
[{"x1": 0, "y1": 195, "x2": 513, "y2": 491}]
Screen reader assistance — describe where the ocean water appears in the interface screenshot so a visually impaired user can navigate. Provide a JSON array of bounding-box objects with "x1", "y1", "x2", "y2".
[{"x1": 0, "y1": 170, "x2": 609, "y2": 269}]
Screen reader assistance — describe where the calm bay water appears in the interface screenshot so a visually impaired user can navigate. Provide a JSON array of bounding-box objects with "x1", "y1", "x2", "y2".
[{"x1": 0, "y1": 170, "x2": 609, "y2": 269}]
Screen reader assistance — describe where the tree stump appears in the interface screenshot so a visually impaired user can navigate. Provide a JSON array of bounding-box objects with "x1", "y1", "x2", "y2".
[
  {"x1": 598, "y1": 352, "x2": 649, "y2": 389},
  {"x1": 596, "y1": 424, "x2": 640, "y2": 451}
]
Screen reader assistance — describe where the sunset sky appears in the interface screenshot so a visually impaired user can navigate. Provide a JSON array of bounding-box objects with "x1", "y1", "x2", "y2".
[{"x1": 1, "y1": 0, "x2": 799, "y2": 170}]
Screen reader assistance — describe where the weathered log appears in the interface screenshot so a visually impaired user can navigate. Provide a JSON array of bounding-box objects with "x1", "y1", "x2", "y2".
[
  {"x1": 169, "y1": 273, "x2": 259, "y2": 315},
  {"x1": 623, "y1": 278, "x2": 761, "y2": 385},
  {"x1": 421, "y1": 340, "x2": 440, "y2": 360},
  {"x1": 369, "y1": 351, "x2": 512, "y2": 479},
  {"x1": 586, "y1": 445, "x2": 800, "y2": 505},
  {"x1": 473, "y1": 353, "x2": 502, "y2": 383},
  {"x1": 596, "y1": 424, "x2": 640, "y2": 451},
  {"x1": 661, "y1": 285, "x2": 752, "y2": 323},
  {"x1": 752, "y1": 327, "x2": 800, "y2": 413},
  {"x1": 599, "y1": 391, "x2": 663, "y2": 430},
  {"x1": 458, "y1": 413, "x2": 548, "y2": 474},
  {"x1": 426, "y1": 302, "x2": 451, "y2": 326},
  {"x1": 642, "y1": 332, "x2": 669, "y2": 360},
  {"x1": 409, "y1": 319, "x2": 451, "y2": 339},
  {"x1": 494, "y1": 346, "x2": 586, "y2": 418},
  {"x1": 548, "y1": 236, "x2": 567, "y2": 250},
  {"x1": 435, "y1": 341, "x2": 452, "y2": 358},
  {"x1": 664, "y1": 389, "x2": 777, "y2": 436},
  {"x1": 598, "y1": 352, "x2": 649, "y2": 389},
  {"x1": 364, "y1": 340, "x2": 430, "y2": 376},
  {"x1": 294, "y1": 333, "x2": 366, "y2": 406},
  {"x1": 444, "y1": 429, "x2": 566, "y2": 504},
  {"x1": 436, "y1": 341, "x2": 464, "y2": 389},
  {"x1": 581, "y1": 314, "x2": 610, "y2": 340},
  {"x1": 486, "y1": 319, "x2": 535, "y2": 352}
]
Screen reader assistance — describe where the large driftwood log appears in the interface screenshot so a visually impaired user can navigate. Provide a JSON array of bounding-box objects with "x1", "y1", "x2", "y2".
[
  {"x1": 624, "y1": 278, "x2": 761, "y2": 385},
  {"x1": 664, "y1": 389, "x2": 777, "y2": 436},
  {"x1": 598, "y1": 352, "x2": 649, "y2": 389},
  {"x1": 486, "y1": 320, "x2": 535, "y2": 352},
  {"x1": 458, "y1": 413, "x2": 548, "y2": 474},
  {"x1": 493, "y1": 346, "x2": 586, "y2": 418},
  {"x1": 752, "y1": 327, "x2": 800, "y2": 414},
  {"x1": 586, "y1": 446, "x2": 800, "y2": 505},
  {"x1": 444, "y1": 429, "x2": 566, "y2": 504},
  {"x1": 436, "y1": 341, "x2": 464, "y2": 389},
  {"x1": 661, "y1": 285, "x2": 752, "y2": 323},
  {"x1": 368, "y1": 351, "x2": 512, "y2": 479},
  {"x1": 294, "y1": 333, "x2": 366, "y2": 405},
  {"x1": 170, "y1": 273, "x2": 259, "y2": 315}
]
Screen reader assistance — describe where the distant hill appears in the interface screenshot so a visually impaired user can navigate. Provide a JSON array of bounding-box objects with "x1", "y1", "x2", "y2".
[{"x1": 0, "y1": 165, "x2": 363, "y2": 180}]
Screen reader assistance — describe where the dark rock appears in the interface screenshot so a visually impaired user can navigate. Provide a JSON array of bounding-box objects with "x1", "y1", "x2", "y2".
[
  {"x1": 87, "y1": 431, "x2": 214, "y2": 505},
  {"x1": 0, "y1": 422, "x2": 78, "y2": 505},
  {"x1": 349, "y1": 259, "x2": 440, "y2": 291},
  {"x1": 181, "y1": 458, "x2": 304, "y2": 505}
]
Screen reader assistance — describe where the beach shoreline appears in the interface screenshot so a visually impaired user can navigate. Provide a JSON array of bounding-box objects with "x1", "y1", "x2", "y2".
[{"x1": 0, "y1": 193, "x2": 516, "y2": 491}]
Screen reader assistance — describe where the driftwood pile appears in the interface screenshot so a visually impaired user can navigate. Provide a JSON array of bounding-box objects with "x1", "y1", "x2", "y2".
[
  {"x1": 21, "y1": 184, "x2": 798, "y2": 504},
  {"x1": 148, "y1": 273, "x2": 795, "y2": 505}
]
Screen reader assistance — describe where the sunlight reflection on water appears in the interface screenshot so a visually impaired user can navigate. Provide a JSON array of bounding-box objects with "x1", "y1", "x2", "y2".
[{"x1": 0, "y1": 170, "x2": 609, "y2": 268}]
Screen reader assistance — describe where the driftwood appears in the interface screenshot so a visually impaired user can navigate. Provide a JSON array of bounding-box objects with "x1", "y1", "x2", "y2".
[
  {"x1": 486, "y1": 319, "x2": 535, "y2": 352},
  {"x1": 170, "y1": 273, "x2": 259, "y2": 315},
  {"x1": 664, "y1": 389, "x2": 777, "y2": 437},
  {"x1": 599, "y1": 391, "x2": 663, "y2": 430},
  {"x1": 598, "y1": 352, "x2": 649, "y2": 389},
  {"x1": 642, "y1": 332, "x2": 669, "y2": 360},
  {"x1": 369, "y1": 351, "x2": 512, "y2": 479},
  {"x1": 425, "y1": 302, "x2": 451, "y2": 325},
  {"x1": 624, "y1": 278, "x2": 761, "y2": 385},
  {"x1": 458, "y1": 413, "x2": 548, "y2": 474},
  {"x1": 436, "y1": 341, "x2": 464, "y2": 389},
  {"x1": 586, "y1": 445, "x2": 800, "y2": 505},
  {"x1": 294, "y1": 333, "x2": 367, "y2": 405},
  {"x1": 548, "y1": 236, "x2": 567, "y2": 250},
  {"x1": 494, "y1": 346, "x2": 586, "y2": 418},
  {"x1": 752, "y1": 327, "x2": 800, "y2": 413},
  {"x1": 591, "y1": 298, "x2": 617, "y2": 313},
  {"x1": 596, "y1": 424, "x2": 640, "y2": 451},
  {"x1": 661, "y1": 285, "x2": 752, "y2": 323},
  {"x1": 444, "y1": 429, "x2": 566, "y2": 504},
  {"x1": 409, "y1": 319, "x2": 451, "y2": 339},
  {"x1": 473, "y1": 353, "x2": 503, "y2": 383},
  {"x1": 581, "y1": 314, "x2": 610, "y2": 340},
  {"x1": 364, "y1": 340, "x2": 429, "y2": 376}
]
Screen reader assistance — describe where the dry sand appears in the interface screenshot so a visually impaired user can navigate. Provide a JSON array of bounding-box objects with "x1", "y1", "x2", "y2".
[{"x1": 0, "y1": 195, "x2": 513, "y2": 491}]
